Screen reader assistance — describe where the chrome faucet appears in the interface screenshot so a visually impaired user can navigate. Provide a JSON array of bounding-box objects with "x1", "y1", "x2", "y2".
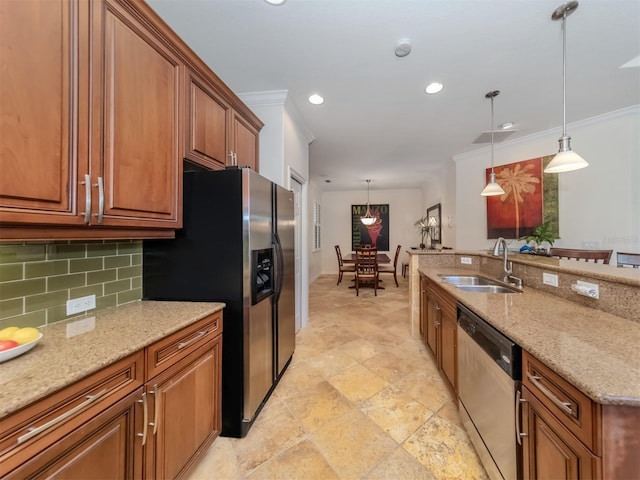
[{"x1": 492, "y1": 237, "x2": 515, "y2": 284}]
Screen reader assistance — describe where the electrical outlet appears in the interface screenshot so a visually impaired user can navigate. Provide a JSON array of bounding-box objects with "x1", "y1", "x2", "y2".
[
  {"x1": 460, "y1": 257, "x2": 472, "y2": 265},
  {"x1": 576, "y1": 280, "x2": 599, "y2": 299},
  {"x1": 66, "y1": 294, "x2": 96, "y2": 315},
  {"x1": 543, "y1": 272, "x2": 559, "y2": 287}
]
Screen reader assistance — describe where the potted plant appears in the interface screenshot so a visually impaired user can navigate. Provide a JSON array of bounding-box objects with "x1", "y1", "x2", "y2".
[
  {"x1": 521, "y1": 221, "x2": 556, "y2": 254},
  {"x1": 414, "y1": 216, "x2": 429, "y2": 249}
]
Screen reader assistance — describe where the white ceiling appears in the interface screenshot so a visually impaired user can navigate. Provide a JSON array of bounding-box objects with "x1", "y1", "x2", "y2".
[{"x1": 148, "y1": 0, "x2": 640, "y2": 191}]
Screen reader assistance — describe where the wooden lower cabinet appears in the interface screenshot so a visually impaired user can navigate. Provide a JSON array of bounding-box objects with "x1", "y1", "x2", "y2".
[
  {"x1": 5, "y1": 388, "x2": 145, "y2": 480},
  {"x1": 521, "y1": 385, "x2": 599, "y2": 480},
  {"x1": 521, "y1": 351, "x2": 640, "y2": 479},
  {"x1": 144, "y1": 336, "x2": 222, "y2": 480},
  {"x1": 0, "y1": 312, "x2": 223, "y2": 480},
  {"x1": 419, "y1": 274, "x2": 457, "y2": 396}
]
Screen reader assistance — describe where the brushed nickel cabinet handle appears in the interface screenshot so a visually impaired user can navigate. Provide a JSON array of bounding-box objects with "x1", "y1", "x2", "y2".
[
  {"x1": 18, "y1": 388, "x2": 108, "y2": 445},
  {"x1": 137, "y1": 392, "x2": 148, "y2": 446},
  {"x1": 96, "y1": 176, "x2": 104, "y2": 224},
  {"x1": 81, "y1": 174, "x2": 91, "y2": 224},
  {"x1": 515, "y1": 389, "x2": 527, "y2": 445},
  {"x1": 177, "y1": 330, "x2": 208, "y2": 349},
  {"x1": 527, "y1": 373, "x2": 573, "y2": 415},
  {"x1": 149, "y1": 384, "x2": 159, "y2": 435}
]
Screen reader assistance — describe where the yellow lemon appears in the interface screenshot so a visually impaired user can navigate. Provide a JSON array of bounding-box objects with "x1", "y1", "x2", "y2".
[
  {"x1": 0, "y1": 326, "x2": 19, "y2": 341},
  {"x1": 10, "y1": 327, "x2": 40, "y2": 345}
]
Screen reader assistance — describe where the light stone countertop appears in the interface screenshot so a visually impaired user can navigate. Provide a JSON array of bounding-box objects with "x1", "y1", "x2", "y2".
[
  {"x1": 420, "y1": 267, "x2": 640, "y2": 406},
  {"x1": 0, "y1": 300, "x2": 224, "y2": 419}
]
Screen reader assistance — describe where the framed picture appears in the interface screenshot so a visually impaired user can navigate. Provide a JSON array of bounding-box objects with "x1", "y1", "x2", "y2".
[
  {"x1": 351, "y1": 204, "x2": 390, "y2": 251},
  {"x1": 426, "y1": 203, "x2": 441, "y2": 244},
  {"x1": 485, "y1": 155, "x2": 559, "y2": 239}
]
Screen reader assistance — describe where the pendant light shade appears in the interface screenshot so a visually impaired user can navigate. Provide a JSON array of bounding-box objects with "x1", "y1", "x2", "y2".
[
  {"x1": 360, "y1": 179, "x2": 376, "y2": 225},
  {"x1": 481, "y1": 90, "x2": 505, "y2": 197},
  {"x1": 544, "y1": 1, "x2": 589, "y2": 174}
]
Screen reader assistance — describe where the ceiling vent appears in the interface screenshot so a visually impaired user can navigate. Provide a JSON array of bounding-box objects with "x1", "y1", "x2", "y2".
[{"x1": 472, "y1": 130, "x2": 518, "y2": 144}]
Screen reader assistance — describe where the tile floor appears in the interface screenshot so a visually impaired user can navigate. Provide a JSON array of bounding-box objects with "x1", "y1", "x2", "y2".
[{"x1": 186, "y1": 274, "x2": 488, "y2": 479}]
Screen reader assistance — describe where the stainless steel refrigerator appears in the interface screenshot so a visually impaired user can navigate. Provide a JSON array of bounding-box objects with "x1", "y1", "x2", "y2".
[{"x1": 142, "y1": 167, "x2": 295, "y2": 438}]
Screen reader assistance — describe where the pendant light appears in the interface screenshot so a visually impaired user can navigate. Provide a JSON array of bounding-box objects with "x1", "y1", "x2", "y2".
[
  {"x1": 360, "y1": 179, "x2": 376, "y2": 225},
  {"x1": 481, "y1": 90, "x2": 506, "y2": 196},
  {"x1": 544, "y1": 1, "x2": 589, "y2": 173}
]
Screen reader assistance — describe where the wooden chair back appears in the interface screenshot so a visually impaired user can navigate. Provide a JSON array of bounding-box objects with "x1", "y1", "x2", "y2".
[
  {"x1": 549, "y1": 248, "x2": 613, "y2": 264},
  {"x1": 354, "y1": 248, "x2": 378, "y2": 295},
  {"x1": 391, "y1": 244, "x2": 401, "y2": 268},
  {"x1": 335, "y1": 245, "x2": 345, "y2": 267},
  {"x1": 617, "y1": 252, "x2": 640, "y2": 268},
  {"x1": 355, "y1": 248, "x2": 378, "y2": 276}
]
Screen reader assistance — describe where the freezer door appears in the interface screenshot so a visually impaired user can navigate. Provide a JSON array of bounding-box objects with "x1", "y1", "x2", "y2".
[{"x1": 274, "y1": 184, "x2": 295, "y2": 377}]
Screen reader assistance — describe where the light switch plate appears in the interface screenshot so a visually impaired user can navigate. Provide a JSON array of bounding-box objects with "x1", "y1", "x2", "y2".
[
  {"x1": 543, "y1": 272, "x2": 559, "y2": 287},
  {"x1": 460, "y1": 257, "x2": 472, "y2": 265}
]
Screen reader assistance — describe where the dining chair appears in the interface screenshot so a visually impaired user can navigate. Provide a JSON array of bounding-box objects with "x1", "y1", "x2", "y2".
[
  {"x1": 378, "y1": 245, "x2": 401, "y2": 287},
  {"x1": 334, "y1": 245, "x2": 356, "y2": 285},
  {"x1": 549, "y1": 247, "x2": 613, "y2": 264},
  {"x1": 617, "y1": 252, "x2": 640, "y2": 268},
  {"x1": 354, "y1": 248, "x2": 378, "y2": 296}
]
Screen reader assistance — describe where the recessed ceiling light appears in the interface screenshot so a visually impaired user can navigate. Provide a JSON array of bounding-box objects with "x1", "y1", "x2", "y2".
[
  {"x1": 264, "y1": 0, "x2": 286, "y2": 5},
  {"x1": 308, "y1": 94, "x2": 324, "y2": 105},
  {"x1": 499, "y1": 122, "x2": 514, "y2": 130},
  {"x1": 425, "y1": 82, "x2": 444, "y2": 94}
]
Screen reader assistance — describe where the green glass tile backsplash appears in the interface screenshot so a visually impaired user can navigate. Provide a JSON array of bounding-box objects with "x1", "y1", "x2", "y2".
[{"x1": 0, "y1": 240, "x2": 143, "y2": 329}]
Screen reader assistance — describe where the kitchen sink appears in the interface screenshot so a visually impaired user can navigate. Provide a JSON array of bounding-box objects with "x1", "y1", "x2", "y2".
[
  {"x1": 438, "y1": 275, "x2": 522, "y2": 293},
  {"x1": 455, "y1": 284, "x2": 521, "y2": 294}
]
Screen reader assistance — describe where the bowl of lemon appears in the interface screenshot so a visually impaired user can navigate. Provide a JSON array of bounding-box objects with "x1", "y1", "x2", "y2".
[{"x1": 0, "y1": 327, "x2": 43, "y2": 363}]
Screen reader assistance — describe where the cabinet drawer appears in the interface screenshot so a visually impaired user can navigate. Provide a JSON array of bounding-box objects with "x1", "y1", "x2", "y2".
[
  {"x1": 146, "y1": 311, "x2": 222, "y2": 380},
  {"x1": 0, "y1": 351, "x2": 144, "y2": 476},
  {"x1": 523, "y1": 351, "x2": 600, "y2": 453}
]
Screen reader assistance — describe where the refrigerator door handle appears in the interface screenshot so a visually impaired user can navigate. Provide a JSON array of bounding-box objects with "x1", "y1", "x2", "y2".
[{"x1": 273, "y1": 233, "x2": 284, "y2": 302}]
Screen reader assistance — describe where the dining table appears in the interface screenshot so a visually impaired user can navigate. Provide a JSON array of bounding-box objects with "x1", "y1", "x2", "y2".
[{"x1": 342, "y1": 253, "x2": 391, "y2": 264}]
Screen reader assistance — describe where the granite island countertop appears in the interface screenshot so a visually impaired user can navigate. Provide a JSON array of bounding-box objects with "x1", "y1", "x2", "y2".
[
  {"x1": 0, "y1": 300, "x2": 224, "y2": 419},
  {"x1": 419, "y1": 267, "x2": 640, "y2": 406}
]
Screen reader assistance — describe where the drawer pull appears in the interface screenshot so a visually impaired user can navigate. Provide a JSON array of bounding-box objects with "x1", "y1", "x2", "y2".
[
  {"x1": 137, "y1": 392, "x2": 148, "y2": 446},
  {"x1": 527, "y1": 373, "x2": 573, "y2": 416},
  {"x1": 177, "y1": 330, "x2": 208, "y2": 350},
  {"x1": 149, "y1": 384, "x2": 159, "y2": 435},
  {"x1": 80, "y1": 174, "x2": 92, "y2": 224},
  {"x1": 17, "y1": 388, "x2": 108, "y2": 445}
]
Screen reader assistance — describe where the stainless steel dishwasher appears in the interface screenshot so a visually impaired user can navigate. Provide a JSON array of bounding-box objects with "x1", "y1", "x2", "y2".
[{"x1": 457, "y1": 304, "x2": 522, "y2": 480}]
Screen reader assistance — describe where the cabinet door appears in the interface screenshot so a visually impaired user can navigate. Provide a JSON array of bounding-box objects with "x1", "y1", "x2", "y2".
[
  {"x1": 440, "y1": 309, "x2": 457, "y2": 396},
  {"x1": 521, "y1": 386, "x2": 600, "y2": 480},
  {"x1": 146, "y1": 337, "x2": 221, "y2": 480},
  {"x1": 425, "y1": 293, "x2": 439, "y2": 359},
  {"x1": 5, "y1": 388, "x2": 144, "y2": 480},
  {"x1": 92, "y1": 0, "x2": 182, "y2": 228},
  {"x1": 185, "y1": 69, "x2": 231, "y2": 170},
  {"x1": 230, "y1": 110, "x2": 259, "y2": 171},
  {"x1": 0, "y1": 0, "x2": 87, "y2": 226}
]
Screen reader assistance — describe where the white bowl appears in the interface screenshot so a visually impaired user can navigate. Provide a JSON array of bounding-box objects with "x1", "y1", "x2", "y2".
[{"x1": 0, "y1": 333, "x2": 43, "y2": 363}]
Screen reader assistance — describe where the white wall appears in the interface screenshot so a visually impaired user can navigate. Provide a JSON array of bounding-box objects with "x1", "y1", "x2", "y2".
[
  {"x1": 320, "y1": 188, "x2": 423, "y2": 274},
  {"x1": 418, "y1": 162, "x2": 458, "y2": 249},
  {"x1": 454, "y1": 106, "x2": 640, "y2": 255}
]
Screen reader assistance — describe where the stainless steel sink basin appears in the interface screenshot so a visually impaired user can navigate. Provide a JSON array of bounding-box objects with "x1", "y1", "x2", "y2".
[
  {"x1": 439, "y1": 275, "x2": 496, "y2": 286},
  {"x1": 455, "y1": 284, "x2": 521, "y2": 294},
  {"x1": 438, "y1": 275, "x2": 522, "y2": 293}
]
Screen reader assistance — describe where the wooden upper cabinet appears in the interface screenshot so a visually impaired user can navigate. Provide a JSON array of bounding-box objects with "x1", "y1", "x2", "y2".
[
  {"x1": 92, "y1": 0, "x2": 182, "y2": 228},
  {"x1": 231, "y1": 110, "x2": 259, "y2": 171},
  {"x1": 185, "y1": 69, "x2": 231, "y2": 170},
  {"x1": 0, "y1": 0, "x2": 85, "y2": 226}
]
